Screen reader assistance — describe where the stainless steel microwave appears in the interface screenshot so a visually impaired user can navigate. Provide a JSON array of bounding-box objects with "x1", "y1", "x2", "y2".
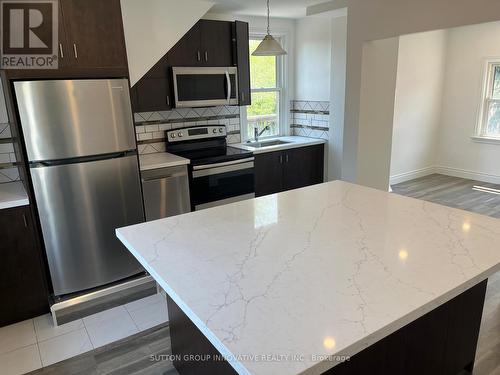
[{"x1": 172, "y1": 67, "x2": 238, "y2": 108}]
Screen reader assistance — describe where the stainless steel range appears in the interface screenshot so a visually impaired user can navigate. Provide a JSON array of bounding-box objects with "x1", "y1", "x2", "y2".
[{"x1": 165, "y1": 125, "x2": 254, "y2": 211}]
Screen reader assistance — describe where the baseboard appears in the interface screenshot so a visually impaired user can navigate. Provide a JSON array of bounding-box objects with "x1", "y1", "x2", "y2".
[
  {"x1": 434, "y1": 166, "x2": 500, "y2": 185},
  {"x1": 390, "y1": 166, "x2": 436, "y2": 185}
]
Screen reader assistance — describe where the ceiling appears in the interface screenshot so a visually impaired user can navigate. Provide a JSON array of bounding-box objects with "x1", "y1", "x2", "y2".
[{"x1": 206, "y1": 0, "x2": 326, "y2": 19}]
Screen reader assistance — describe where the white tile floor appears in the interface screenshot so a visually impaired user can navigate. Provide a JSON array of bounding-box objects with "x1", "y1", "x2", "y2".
[{"x1": 0, "y1": 293, "x2": 168, "y2": 375}]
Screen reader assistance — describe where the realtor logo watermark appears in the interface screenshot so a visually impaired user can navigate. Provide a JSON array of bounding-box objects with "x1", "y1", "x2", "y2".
[{"x1": 1, "y1": 0, "x2": 58, "y2": 69}]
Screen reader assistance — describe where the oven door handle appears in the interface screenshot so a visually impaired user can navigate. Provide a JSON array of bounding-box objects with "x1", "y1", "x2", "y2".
[
  {"x1": 225, "y1": 70, "x2": 231, "y2": 103},
  {"x1": 192, "y1": 157, "x2": 255, "y2": 171},
  {"x1": 192, "y1": 160, "x2": 254, "y2": 178}
]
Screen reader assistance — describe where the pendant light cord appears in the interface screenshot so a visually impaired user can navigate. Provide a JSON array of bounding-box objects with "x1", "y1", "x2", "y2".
[{"x1": 267, "y1": 0, "x2": 270, "y2": 35}]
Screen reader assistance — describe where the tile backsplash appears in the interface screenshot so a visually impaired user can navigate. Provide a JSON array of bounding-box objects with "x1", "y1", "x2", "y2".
[
  {"x1": 0, "y1": 80, "x2": 19, "y2": 184},
  {"x1": 290, "y1": 100, "x2": 330, "y2": 141},
  {"x1": 133, "y1": 106, "x2": 241, "y2": 154}
]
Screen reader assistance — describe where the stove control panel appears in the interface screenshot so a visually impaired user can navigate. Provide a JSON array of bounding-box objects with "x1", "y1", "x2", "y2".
[{"x1": 166, "y1": 125, "x2": 227, "y2": 143}]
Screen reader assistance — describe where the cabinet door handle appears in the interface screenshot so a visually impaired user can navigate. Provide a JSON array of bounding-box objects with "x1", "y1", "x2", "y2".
[
  {"x1": 166, "y1": 95, "x2": 170, "y2": 106},
  {"x1": 204, "y1": 51, "x2": 208, "y2": 62},
  {"x1": 279, "y1": 154, "x2": 283, "y2": 164},
  {"x1": 73, "y1": 43, "x2": 78, "y2": 59},
  {"x1": 22, "y1": 214, "x2": 27, "y2": 228},
  {"x1": 197, "y1": 51, "x2": 201, "y2": 62},
  {"x1": 286, "y1": 154, "x2": 289, "y2": 163},
  {"x1": 59, "y1": 43, "x2": 64, "y2": 59}
]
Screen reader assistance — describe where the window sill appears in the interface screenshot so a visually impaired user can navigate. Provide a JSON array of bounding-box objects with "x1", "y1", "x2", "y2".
[{"x1": 471, "y1": 136, "x2": 500, "y2": 145}]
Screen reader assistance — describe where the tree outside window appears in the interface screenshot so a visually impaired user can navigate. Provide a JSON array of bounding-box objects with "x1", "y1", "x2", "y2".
[{"x1": 246, "y1": 38, "x2": 283, "y2": 139}]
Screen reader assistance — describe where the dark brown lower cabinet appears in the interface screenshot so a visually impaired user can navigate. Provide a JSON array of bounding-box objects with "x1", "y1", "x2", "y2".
[
  {"x1": 254, "y1": 150, "x2": 285, "y2": 197},
  {"x1": 255, "y1": 144, "x2": 325, "y2": 197},
  {"x1": 0, "y1": 206, "x2": 49, "y2": 326}
]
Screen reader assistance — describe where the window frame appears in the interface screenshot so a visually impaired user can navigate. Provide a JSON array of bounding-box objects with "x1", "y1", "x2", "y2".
[
  {"x1": 475, "y1": 59, "x2": 500, "y2": 143},
  {"x1": 240, "y1": 32, "x2": 287, "y2": 142}
]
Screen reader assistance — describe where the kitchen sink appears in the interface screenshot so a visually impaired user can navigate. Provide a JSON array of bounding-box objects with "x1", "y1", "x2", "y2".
[{"x1": 246, "y1": 139, "x2": 291, "y2": 148}]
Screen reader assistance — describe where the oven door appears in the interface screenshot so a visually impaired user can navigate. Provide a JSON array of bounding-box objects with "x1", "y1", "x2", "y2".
[
  {"x1": 190, "y1": 158, "x2": 255, "y2": 210},
  {"x1": 173, "y1": 67, "x2": 238, "y2": 108}
]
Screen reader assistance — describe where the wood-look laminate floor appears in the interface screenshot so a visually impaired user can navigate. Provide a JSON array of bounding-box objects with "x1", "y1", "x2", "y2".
[
  {"x1": 29, "y1": 174, "x2": 500, "y2": 374},
  {"x1": 392, "y1": 173, "x2": 500, "y2": 218},
  {"x1": 27, "y1": 324, "x2": 178, "y2": 375},
  {"x1": 394, "y1": 173, "x2": 500, "y2": 375}
]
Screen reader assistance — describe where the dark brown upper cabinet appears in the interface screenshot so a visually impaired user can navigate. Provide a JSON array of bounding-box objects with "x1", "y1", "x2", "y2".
[
  {"x1": 234, "y1": 21, "x2": 251, "y2": 106},
  {"x1": 200, "y1": 20, "x2": 233, "y2": 66},
  {"x1": 59, "y1": 0, "x2": 128, "y2": 70},
  {"x1": 167, "y1": 22, "x2": 203, "y2": 67},
  {"x1": 135, "y1": 77, "x2": 172, "y2": 112},
  {"x1": 132, "y1": 19, "x2": 251, "y2": 113},
  {"x1": 5, "y1": 0, "x2": 128, "y2": 79},
  {"x1": 168, "y1": 20, "x2": 233, "y2": 67}
]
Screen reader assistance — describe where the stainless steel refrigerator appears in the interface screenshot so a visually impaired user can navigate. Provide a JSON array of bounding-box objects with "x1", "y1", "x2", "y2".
[{"x1": 14, "y1": 79, "x2": 144, "y2": 297}]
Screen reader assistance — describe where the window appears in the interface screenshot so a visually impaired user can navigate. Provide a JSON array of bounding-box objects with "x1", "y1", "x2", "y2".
[
  {"x1": 245, "y1": 37, "x2": 284, "y2": 140},
  {"x1": 477, "y1": 61, "x2": 500, "y2": 139}
]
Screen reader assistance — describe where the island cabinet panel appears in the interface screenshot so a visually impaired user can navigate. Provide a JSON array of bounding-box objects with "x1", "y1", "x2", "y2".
[
  {"x1": 0, "y1": 206, "x2": 49, "y2": 327},
  {"x1": 327, "y1": 279, "x2": 487, "y2": 375},
  {"x1": 167, "y1": 296, "x2": 237, "y2": 375},
  {"x1": 255, "y1": 144, "x2": 325, "y2": 197}
]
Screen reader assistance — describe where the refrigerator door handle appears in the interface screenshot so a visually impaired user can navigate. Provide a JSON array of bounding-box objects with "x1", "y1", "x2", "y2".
[{"x1": 30, "y1": 151, "x2": 137, "y2": 168}]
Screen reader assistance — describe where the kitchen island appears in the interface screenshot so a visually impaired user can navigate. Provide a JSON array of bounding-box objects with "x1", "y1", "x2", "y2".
[{"x1": 116, "y1": 181, "x2": 500, "y2": 374}]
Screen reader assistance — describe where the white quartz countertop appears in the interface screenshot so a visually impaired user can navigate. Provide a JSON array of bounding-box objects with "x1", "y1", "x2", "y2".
[
  {"x1": 232, "y1": 136, "x2": 326, "y2": 154},
  {"x1": 116, "y1": 181, "x2": 500, "y2": 375},
  {"x1": 0, "y1": 181, "x2": 29, "y2": 209},
  {"x1": 139, "y1": 152, "x2": 190, "y2": 171}
]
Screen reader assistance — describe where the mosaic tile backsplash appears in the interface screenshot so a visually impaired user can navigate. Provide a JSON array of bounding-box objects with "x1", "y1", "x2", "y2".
[
  {"x1": 0, "y1": 83, "x2": 19, "y2": 184},
  {"x1": 133, "y1": 106, "x2": 241, "y2": 154},
  {"x1": 290, "y1": 100, "x2": 330, "y2": 141}
]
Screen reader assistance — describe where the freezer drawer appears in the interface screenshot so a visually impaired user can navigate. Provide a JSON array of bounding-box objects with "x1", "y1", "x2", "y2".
[
  {"x1": 30, "y1": 155, "x2": 144, "y2": 296},
  {"x1": 14, "y1": 79, "x2": 136, "y2": 161},
  {"x1": 142, "y1": 165, "x2": 190, "y2": 221}
]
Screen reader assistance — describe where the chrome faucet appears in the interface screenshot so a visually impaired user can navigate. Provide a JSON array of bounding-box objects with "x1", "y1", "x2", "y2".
[{"x1": 254, "y1": 124, "x2": 270, "y2": 142}]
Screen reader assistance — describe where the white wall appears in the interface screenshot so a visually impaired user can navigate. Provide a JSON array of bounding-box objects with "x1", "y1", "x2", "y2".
[
  {"x1": 121, "y1": 0, "x2": 214, "y2": 85},
  {"x1": 436, "y1": 21, "x2": 500, "y2": 183},
  {"x1": 389, "y1": 30, "x2": 447, "y2": 184},
  {"x1": 329, "y1": 15, "x2": 347, "y2": 180},
  {"x1": 356, "y1": 37, "x2": 399, "y2": 190},
  {"x1": 294, "y1": 17, "x2": 331, "y2": 101},
  {"x1": 314, "y1": 0, "x2": 500, "y2": 190}
]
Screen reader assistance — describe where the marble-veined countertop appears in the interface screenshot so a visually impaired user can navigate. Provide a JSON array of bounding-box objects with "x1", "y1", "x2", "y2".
[
  {"x1": 0, "y1": 181, "x2": 29, "y2": 209},
  {"x1": 232, "y1": 136, "x2": 326, "y2": 154},
  {"x1": 116, "y1": 181, "x2": 500, "y2": 375},
  {"x1": 139, "y1": 152, "x2": 189, "y2": 171}
]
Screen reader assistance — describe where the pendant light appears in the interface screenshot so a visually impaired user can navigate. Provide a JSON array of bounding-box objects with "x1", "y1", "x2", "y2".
[{"x1": 252, "y1": 0, "x2": 287, "y2": 56}]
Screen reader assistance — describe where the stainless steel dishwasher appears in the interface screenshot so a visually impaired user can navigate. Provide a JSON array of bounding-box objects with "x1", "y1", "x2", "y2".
[{"x1": 141, "y1": 165, "x2": 191, "y2": 221}]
